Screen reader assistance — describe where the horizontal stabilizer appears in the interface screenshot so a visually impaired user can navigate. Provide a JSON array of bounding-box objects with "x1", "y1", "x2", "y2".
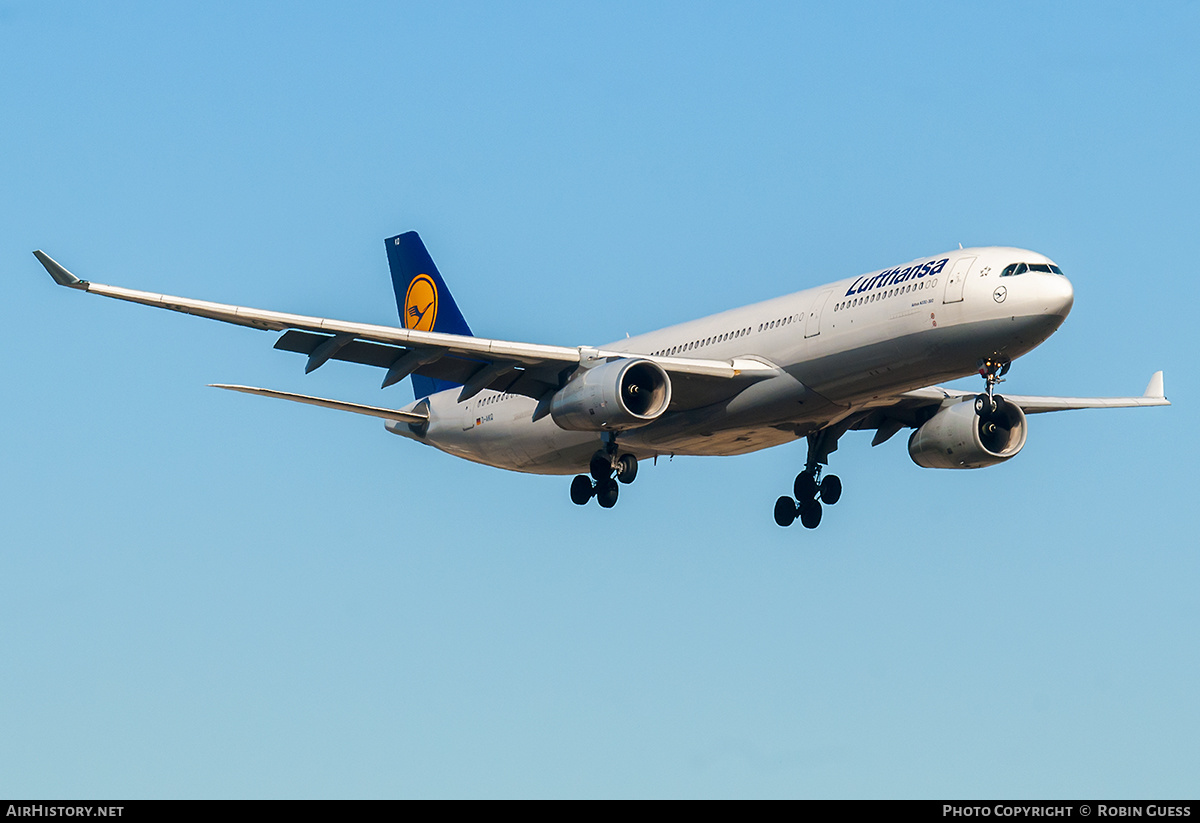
[{"x1": 210, "y1": 384, "x2": 429, "y2": 424}]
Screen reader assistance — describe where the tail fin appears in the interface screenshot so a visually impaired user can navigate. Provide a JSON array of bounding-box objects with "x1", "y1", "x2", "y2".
[{"x1": 385, "y1": 231, "x2": 474, "y2": 398}]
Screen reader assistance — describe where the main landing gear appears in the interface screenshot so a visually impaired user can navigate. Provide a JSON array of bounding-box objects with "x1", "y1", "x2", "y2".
[
  {"x1": 570, "y1": 438, "x2": 638, "y2": 509},
  {"x1": 773, "y1": 428, "x2": 845, "y2": 529},
  {"x1": 974, "y1": 354, "x2": 1011, "y2": 420},
  {"x1": 774, "y1": 469, "x2": 841, "y2": 529}
]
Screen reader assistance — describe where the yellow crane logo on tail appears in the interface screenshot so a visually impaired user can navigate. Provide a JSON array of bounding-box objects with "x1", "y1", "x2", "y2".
[{"x1": 404, "y1": 273, "x2": 438, "y2": 331}]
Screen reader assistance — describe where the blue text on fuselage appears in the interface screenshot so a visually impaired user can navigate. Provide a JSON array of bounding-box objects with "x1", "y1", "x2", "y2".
[{"x1": 844, "y1": 258, "x2": 949, "y2": 297}]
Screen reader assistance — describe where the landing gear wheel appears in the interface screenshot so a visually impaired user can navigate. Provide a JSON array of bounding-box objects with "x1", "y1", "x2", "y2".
[
  {"x1": 616, "y1": 453, "x2": 638, "y2": 485},
  {"x1": 976, "y1": 355, "x2": 1011, "y2": 417},
  {"x1": 794, "y1": 472, "x2": 818, "y2": 502},
  {"x1": 774, "y1": 496, "x2": 797, "y2": 527},
  {"x1": 570, "y1": 474, "x2": 594, "y2": 505},
  {"x1": 596, "y1": 478, "x2": 619, "y2": 508},
  {"x1": 590, "y1": 450, "x2": 613, "y2": 481},
  {"x1": 974, "y1": 393, "x2": 997, "y2": 417},
  {"x1": 819, "y1": 474, "x2": 842, "y2": 505},
  {"x1": 799, "y1": 499, "x2": 823, "y2": 529}
]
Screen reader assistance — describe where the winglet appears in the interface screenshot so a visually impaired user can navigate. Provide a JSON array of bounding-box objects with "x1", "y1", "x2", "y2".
[
  {"x1": 1144, "y1": 370, "x2": 1165, "y2": 399},
  {"x1": 33, "y1": 251, "x2": 88, "y2": 289}
]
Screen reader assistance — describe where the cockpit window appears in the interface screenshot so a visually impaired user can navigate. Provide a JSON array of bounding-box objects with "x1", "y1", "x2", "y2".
[{"x1": 1001, "y1": 261, "x2": 1065, "y2": 277}]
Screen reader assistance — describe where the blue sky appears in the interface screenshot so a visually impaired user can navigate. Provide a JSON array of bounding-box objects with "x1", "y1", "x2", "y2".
[{"x1": 2, "y1": 1, "x2": 1196, "y2": 798}]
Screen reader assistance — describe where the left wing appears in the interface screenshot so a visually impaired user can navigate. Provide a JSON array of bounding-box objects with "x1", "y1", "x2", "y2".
[
  {"x1": 34, "y1": 251, "x2": 777, "y2": 410},
  {"x1": 891, "y1": 371, "x2": 1169, "y2": 413}
]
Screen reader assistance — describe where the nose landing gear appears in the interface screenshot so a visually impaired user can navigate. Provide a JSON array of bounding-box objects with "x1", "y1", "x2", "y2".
[
  {"x1": 571, "y1": 440, "x2": 639, "y2": 509},
  {"x1": 974, "y1": 354, "x2": 1011, "y2": 418}
]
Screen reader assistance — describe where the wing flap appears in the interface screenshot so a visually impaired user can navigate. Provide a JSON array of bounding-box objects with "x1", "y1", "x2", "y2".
[{"x1": 272, "y1": 330, "x2": 562, "y2": 398}]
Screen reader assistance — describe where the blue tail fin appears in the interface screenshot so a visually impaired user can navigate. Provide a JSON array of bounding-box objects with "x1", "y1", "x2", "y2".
[{"x1": 385, "y1": 232, "x2": 474, "y2": 399}]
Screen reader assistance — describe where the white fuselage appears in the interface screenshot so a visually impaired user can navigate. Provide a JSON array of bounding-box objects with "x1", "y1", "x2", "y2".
[{"x1": 385, "y1": 247, "x2": 1075, "y2": 474}]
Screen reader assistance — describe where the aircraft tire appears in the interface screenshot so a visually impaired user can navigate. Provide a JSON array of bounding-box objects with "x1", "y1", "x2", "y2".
[
  {"x1": 616, "y1": 453, "x2": 638, "y2": 484},
  {"x1": 975, "y1": 393, "x2": 997, "y2": 417},
  {"x1": 596, "y1": 478, "x2": 619, "y2": 509},
  {"x1": 774, "y1": 496, "x2": 797, "y2": 527},
  {"x1": 794, "y1": 472, "x2": 818, "y2": 501},
  {"x1": 570, "y1": 474, "x2": 594, "y2": 505},
  {"x1": 820, "y1": 475, "x2": 842, "y2": 505},
  {"x1": 799, "y1": 500, "x2": 822, "y2": 529},
  {"x1": 590, "y1": 451, "x2": 613, "y2": 481}
]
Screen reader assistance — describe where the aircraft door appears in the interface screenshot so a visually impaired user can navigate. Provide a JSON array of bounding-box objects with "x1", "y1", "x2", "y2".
[
  {"x1": 804, "y1": 289, "x2": 834, "y2": 338},
  {"x1": 942, "y1": 256, "x2": 976, "y2": 304}
]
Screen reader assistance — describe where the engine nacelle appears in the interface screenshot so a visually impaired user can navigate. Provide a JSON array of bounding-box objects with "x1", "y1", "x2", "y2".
[
  {"x1": 908, "y1": 396, "x2": 1028, "y2": 469},
  {"x1": 550, "y1": 358, "x2": 672, "y2": 431}
]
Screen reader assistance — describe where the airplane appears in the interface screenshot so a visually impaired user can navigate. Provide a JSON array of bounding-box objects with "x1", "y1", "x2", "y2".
[{"x1": 33, "y1": 233, "x2": 1169, "y2": 529}]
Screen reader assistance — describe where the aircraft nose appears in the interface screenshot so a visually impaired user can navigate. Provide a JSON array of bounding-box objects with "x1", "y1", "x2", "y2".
[
  {"x1": 1048, "y1": 273, "x2": 1074, "y2": 318},
  {"x1": 1028, "y1": 271, "x2": 1073, "y2": 318}
]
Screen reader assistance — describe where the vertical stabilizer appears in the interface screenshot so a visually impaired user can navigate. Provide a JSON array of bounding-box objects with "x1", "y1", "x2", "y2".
[{"x1": 385, "y1": 232, "x2": 474, "y2": 398}]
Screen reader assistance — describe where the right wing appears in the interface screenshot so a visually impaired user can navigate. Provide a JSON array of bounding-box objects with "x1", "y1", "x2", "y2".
[{"x1": 34, "y1": 251, "x2": 777, "y2": 409}]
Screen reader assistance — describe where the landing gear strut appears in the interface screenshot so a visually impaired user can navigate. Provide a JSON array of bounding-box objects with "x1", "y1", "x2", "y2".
[
  {"x1": 974, "y1": 354, "x2": 1011, "y2": 418},
  {"x1": 773, "y1": 427, "x2": 846, "y2": 529},
  {"x1": 571, "y1": 436, "x2": 639, "y2": 508}
]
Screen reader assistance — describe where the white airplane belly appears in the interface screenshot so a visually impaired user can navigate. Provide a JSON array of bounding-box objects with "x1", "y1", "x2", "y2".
[{"x1": 405, "y1": 392, "x2": 598, "y2": 474}]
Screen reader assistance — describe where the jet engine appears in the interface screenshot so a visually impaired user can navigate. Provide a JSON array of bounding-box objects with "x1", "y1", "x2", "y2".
[
  {"x1": 550, "y1": 358, "x2": 672, "y2": 431},
  {"x1": 907, "y1": 396, "x2": 1028, "y2": 469}
]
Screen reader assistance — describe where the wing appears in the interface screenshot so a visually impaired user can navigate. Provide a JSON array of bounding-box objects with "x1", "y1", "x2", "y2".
[
  {"x1": 847, "y1": 372, "x2": 1170, "y2": 445},
  {"x1": 34, "y1": 251, "x2": 776, "y2": 410},
  {"x1": 891, "y1": 371, "x2": 1169, "y2": 413}
]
